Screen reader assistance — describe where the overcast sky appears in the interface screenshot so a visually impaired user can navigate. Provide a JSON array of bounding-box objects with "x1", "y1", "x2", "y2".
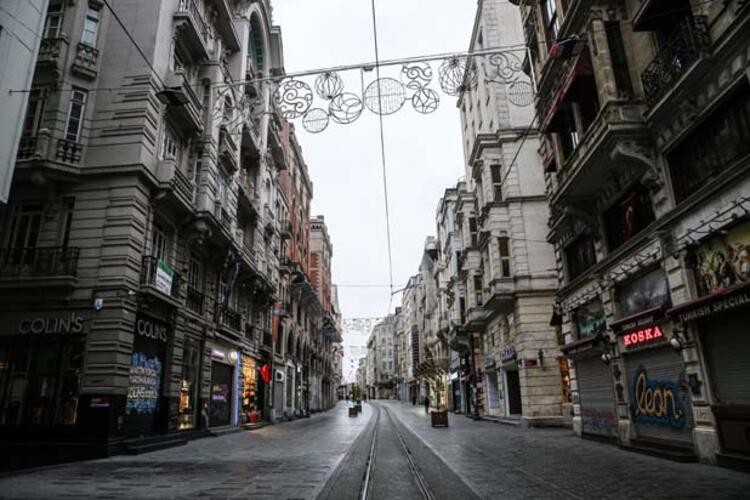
[{"x1": 273, "y1": 0, "x2": 476, "y2": 379}]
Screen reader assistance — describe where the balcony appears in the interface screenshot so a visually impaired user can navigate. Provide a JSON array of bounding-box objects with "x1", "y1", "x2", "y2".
[
  {"x1": 243, "y1": 322, "x2": 255, "y2": 341},
  {"x1": 215, "y1": 304, "x2": 242, "y2": 334},
  {"x1": 174, "y1": 0, "x2": 210, "y2": 61},
  {"x1": 483, "y1": 279, "x2": 515, "y2": 314},
  {"x1": 260, "y1": 329, "x2": 273, "y2": 350},
  {"x1": 550, "y1": 100, "x2": 649, "y2": 204},
  {"x1": 0, "y1": 247, "x2": 79, "y2": 288},
  {"x1": 464, "y1": 306, "x2": 489, "y2": 330},
  {"x1": 237, "y1": 172, "x2": 260, "y2": 217},
  {"x1": 36, "y1": 37, "x2": 68, "y2": 77},
  {"x1": 186, "y1": 285, "x2": 205, "y2": 315},
  {"x1": 156, "y1": 160, "x2": 194, "y2": 215},
  {"x1": 218, "y1": 127, "x2": 239, "y2": 173},
  {"x1": 71, "y1": 43, "x2": 99, "y2": 80},
  {"x1": 162, "y1": 71, "x2": 204, "y2": 134},
  {"x1": 279, "y1": 219, "x2": 293, "y2": 240},
  {"x1": 140, "y1": 256, "x2": 182, "y2": 305},
  {"x1": 641, "y1": 16, "x2": 710, "y2": 108}
]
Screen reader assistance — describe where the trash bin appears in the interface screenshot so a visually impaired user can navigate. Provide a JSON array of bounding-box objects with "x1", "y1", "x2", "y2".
[{"x1": 430, "y1": 410, "x2": 449, "y2": 427}]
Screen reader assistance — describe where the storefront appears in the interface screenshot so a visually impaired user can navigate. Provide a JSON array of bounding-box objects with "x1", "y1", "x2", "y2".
[
  {"x1": 484, "y1": 356, "x2": 502, "y2": 416},
  {"x1": 499, "y1": 346, "x2": 519, "y2": 417},
  {"x1": 0, "y1": 312, "x2": 86, "y2": 429},
  {"x1": 208, "y1": 344, "x2": 238, "y2": 428},
  {"x1": 124, "y1": 315, "x2": 170, "y2": 436},
  {"x1": 177, "y1": 338, "x2": 201, "y2": 430},
  {"x1": 670, "y1": 221, "x2": 750, "y2": 458},
  {"x1": 240, "y1": 354, "x2": 263, "y2": 424}
]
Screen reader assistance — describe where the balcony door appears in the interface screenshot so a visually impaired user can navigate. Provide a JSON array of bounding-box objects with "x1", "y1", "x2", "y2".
[{"x1": 5, "y1": 205, "x2": 43, "y2": 270}]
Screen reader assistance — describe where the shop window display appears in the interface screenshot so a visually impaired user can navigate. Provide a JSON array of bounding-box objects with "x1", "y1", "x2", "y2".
[
  {"x1": 0, "y1": 336, "x2": 82, "y2": 427},
  {"x1": 241, "y1": 355, "x2": 262, "y2": 423},
  {"x1": 178, "y1": 340, "x2": 200, "y2": 430}
]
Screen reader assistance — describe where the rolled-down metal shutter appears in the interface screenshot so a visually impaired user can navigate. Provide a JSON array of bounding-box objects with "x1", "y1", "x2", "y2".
[
  {"x1": 701, "y1": 306, "x2": 750, "y2": 404},
  {"x1": 576, "y1": 357, "x2": 617, "y2": 438},
  {"x1": 625, "y1": 346, "x2": 694, "y2": 444}
]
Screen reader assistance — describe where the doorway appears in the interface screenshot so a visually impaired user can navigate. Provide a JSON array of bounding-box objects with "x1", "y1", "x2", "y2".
[{"x1": 506, "y1": 370, "x2": 522, "y2": 416}]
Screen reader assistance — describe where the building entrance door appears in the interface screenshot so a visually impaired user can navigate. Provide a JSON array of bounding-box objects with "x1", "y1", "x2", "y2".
[{"x1": 506, "y1": 370, "x2": 522, "y2": 415}]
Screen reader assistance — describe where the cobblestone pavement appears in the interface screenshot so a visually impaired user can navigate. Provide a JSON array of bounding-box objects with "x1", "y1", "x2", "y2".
[
  {"x1": 378, "y1": 400, "x2": 750, "y2": 499},
  {"x1": 0, "y1": 403, "x2": 370, "y2": 499},
  {"x1": 2, "y1": 401, "x2": 749, "y2": 499}
]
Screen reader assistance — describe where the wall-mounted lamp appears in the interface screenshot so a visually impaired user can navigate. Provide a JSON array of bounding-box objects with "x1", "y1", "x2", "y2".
[
  {"x1": 549, "y1": 303, "x2": 562, "y2": 327},
  {"x1": 670, "y1": 335, "x2": 684, "y2": 351},
  {"x1": 601, "y1": 352, "x2": 613, "y2": 365}
]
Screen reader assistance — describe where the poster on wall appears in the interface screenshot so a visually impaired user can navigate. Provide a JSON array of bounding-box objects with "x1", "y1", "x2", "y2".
[
  {"x1": 692, "y1": 222, "x2": 750, "y2": 297},
  {"x1": 126, "y1": 353, "x2": 163, "y2": 415},
  {"x1": 573, "y1": 300, "x2": 607, "y2": 338},
  {"x1": 616, "y1": 268, "x2": 670, "y2": 318}
]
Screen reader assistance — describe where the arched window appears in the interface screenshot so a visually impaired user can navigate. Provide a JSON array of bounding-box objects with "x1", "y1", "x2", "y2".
[{"x1": 249, "y1": 15, "x2": 264, "y2": 73}]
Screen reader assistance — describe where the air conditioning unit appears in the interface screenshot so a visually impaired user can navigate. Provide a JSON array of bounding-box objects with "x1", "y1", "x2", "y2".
[{"x1": 274, "y1": 369, "x2": 285, "y2": 382}]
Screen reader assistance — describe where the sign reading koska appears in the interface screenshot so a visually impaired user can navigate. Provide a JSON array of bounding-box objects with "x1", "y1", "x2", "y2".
[
  {"x1": 17, "y1": 314, "x2": 84, "y2": 334},
  {"x1": 136, "y1": 317, "x2": 168, "y2": 343},
  {"x1": 621, "y1": 325, "x2": 665, "y2": 349}
]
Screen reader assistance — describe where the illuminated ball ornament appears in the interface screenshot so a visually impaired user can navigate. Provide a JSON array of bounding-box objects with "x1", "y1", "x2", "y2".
[
  {"x1": 329, "y1": 93, "x2": 363, "y2": 124},
  {"x1": 439, "y1": 56, "x2": 478, "y2": 96},
  {"x1": 273, "y1": 79, "x2": 313, "y2": 119},
  {"x1": 315, "y1": 71, "x2": 344, "y2": 100},
  {"x1": 401, "y1": 62, "x2": 433, "y2": 91},
  {"x1": 363, "y1": 78, "x2": 406, "y2": 116},
  {"x1": 302, "y1": 108, "x2": 330, "y2": 134},
  {"x1": 411, "y1": 88, "x2": 440, "y2": 114}
]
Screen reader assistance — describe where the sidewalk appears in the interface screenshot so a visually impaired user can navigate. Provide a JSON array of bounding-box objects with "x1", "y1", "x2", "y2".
[{"x1": 379, "y1": 400, "x2": 750, "y2": 499}]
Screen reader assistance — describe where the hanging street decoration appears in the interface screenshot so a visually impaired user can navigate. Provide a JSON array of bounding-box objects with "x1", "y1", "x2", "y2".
[
  {"x1": 217, "y1": 46, "x2": 533, "y2": 135},
  {"x1": 274, "y1": 79, "x2": 313, "y2": 119}
]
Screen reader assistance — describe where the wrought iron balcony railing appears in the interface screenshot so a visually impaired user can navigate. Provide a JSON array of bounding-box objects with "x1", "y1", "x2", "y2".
[
  {"x1": 641, "y1": 16, "x2": 709, "y2": 107},
  {"x1": 186, "y1": 285, "x2": 205, "y2": 314},
  {"x1": 216, "y1": 304, "x2": 242, "y2": 332},
  {"x1": 140, "y1": 256, "x2": 182, "y2": 299},
  {"x1": 0, "y1": 247, "x2": 80, "y2": 279}
]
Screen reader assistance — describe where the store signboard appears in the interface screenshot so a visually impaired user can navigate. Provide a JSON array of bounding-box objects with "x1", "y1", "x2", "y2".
[
  {"x1": 155, "y1": 260, "x2": 174, "y2": 295},
  {"x1": 573, "y1": 300, "x2": 606, "y2": 338},
  {"x1": 621, "y1": 325, "x2": 664, "y2": 349},
  {"x1": 17, "y1": 314, "x2": 84, "y2": 334},
  {"x1": 616, "y1": 269, "x2": 669, "y2": 319}
]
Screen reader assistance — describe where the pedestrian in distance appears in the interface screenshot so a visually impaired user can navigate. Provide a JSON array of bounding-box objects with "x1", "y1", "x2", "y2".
[
  {"x1": 424, "y1": 395, "x2": 430, "y2": 414},
  {"x1": 412, "y1": 393, "x2": 417, "y2": 406}
]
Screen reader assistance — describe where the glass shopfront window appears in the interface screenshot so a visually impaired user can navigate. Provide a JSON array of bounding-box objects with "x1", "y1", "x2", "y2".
[
  {"x1": 178, "y1": 339, "x2": 200, "y2": 430},
  {"x1": 241, "y1": 355, "x2": 262, "y2": 423},
  {"x1": 0, "y1": 335, "x2": 83, "y2": 427}
]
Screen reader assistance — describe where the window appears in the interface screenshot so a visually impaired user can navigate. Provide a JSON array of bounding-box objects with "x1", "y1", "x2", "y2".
[
  {"x1": 473, "y1": 275, "x2": 483, "y2": 306},
  {"x1": 667, "y1": 82, "x2": 750, "y2": 203},
  {"x1": 22, "y1": 89, "x2": 47, "y2": 137},
  {"x1": 160, "y1": 126, "x2": 179, "y2": 161},
  {"x1": 43, "y1": 2, "x2": 64, "y2": 39},
  {"x1": 605, "y1": 22, "x2": 632, "y2": 96},
  {"x1": 603, "y1": 184, "x2": 654, "y2": 252},
  {"x1": 498, "y1": 237, "x2": 512, "y2": 278},
  {"x1": 469, "y1": 217, "x2": 478, "y2": 247},
  {"x1": 6, "y1": 204, "x2": 43, "y2": 250},
  {"x1": 541, "y1": 0, "x2": 558, "y2": 46},
  {"x1": 188, "y1": 253, "x2": 203, "y2": 291},
  {"x1": 490, "y1": 164, "x2": 503, "y2": 202},
  {"x1": 564, "y1": 234, "x2": 596, "y2": 281},
  {"x1": 151, "y1": 222, "x2": 169, "y2": 262},
  {"x1": 81, "y1": 6, "x2": 100, "y2": 46},
  {"x1": 65, "y1": 90, "x2": 87, "y2": 142},
  {"x1": 249, "y1": 16, "x2": 264, "y2": 73},
  {"x1": 59, "y1": 198, "x2": 75, "y2": 249}
]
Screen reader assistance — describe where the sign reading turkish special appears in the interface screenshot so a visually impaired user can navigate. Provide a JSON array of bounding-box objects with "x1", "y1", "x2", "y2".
[{"x1": 155, "y1": 260, "x2": 174, "y2": 295}]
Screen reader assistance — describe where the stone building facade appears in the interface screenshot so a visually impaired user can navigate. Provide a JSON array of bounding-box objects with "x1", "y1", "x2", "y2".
[
  {"x1": 518, "y1": 0, "x2": 750, "y2": 465},
  {"x1": 0, "y1": 0, "x2": 339, "y2": 468}
]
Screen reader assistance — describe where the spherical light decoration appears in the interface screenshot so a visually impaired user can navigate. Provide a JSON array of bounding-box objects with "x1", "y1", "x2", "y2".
[
  {"x1": 438, "y1": 56, "x2": 478, "y2": 96},
  {"x1": 302, "y1": 108, "x2": 330, "y2": 134},
  {"x1": 412, "y1": 88, "x2": 440, "y2": 114},
  {"x1": 363, "y1": 78, "x2": 406, "y2": 116},
  {"x1": 315, "y1": 72, "x2": 344, "y2": 100},
  {"x1": 328, "y1": 93, "x2": 363, "y2": 124},
  {"x1": 401, "y1": 62, "x2": 433, "y2": 91},
  {"x1": 273, "y1": 79, "x2": 313, "y2": 119},
  {"x1": 507, "y1": 81, "x2": 534, "y2": 107}
]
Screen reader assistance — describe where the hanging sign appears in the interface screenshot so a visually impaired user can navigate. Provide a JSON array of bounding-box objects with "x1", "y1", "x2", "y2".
[{"x1": 155, "y1": 260, "x2": 174, "y2": 295}]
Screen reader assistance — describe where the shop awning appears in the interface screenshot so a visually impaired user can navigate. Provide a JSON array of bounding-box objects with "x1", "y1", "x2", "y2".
[
  {"x1": 667, "y1": 280, "x2": 750, "y2": 323},
  {"x1": 540, "y1": 53, "x2": 593, "y2": 133}
]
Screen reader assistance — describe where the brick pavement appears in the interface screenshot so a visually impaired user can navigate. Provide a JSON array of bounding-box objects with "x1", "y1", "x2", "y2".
[
  {"x1": 0, "y1": 403, "x2": 370, "y2": 500},
  {"x1": 380, "y1": 400, "x2": 750, "y2": 499}
]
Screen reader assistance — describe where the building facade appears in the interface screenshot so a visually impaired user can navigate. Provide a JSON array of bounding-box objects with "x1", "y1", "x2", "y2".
[
  {"x1": 0, "y1": 0, "x2": 339, "y2": 468},
  {"x1": 518, "y1": 0, "x2": 750, "y2": 464}
]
